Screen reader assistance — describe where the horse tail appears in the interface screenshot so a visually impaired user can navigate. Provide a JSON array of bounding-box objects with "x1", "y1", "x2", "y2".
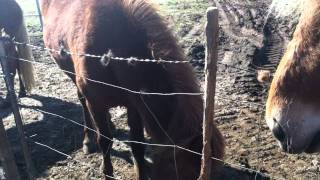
[{"x1": 15, "y1": 19, "x2": 35, "y2": 92}]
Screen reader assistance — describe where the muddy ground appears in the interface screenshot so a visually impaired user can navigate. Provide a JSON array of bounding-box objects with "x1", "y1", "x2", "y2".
[{"x1": 0, "y1": 0, "x2": 319, "y2": 179}]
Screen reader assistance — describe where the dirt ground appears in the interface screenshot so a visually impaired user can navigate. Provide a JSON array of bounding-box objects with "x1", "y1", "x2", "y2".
[{"x1": 0, "y1": 0, "x2": 319, "y2": 179}]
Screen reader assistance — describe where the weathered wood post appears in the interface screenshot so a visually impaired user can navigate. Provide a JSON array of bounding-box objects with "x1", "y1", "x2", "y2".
[
  {"x1": 0, "y1": 33, "x2": 36, "y2": 180},
  {"x1": 0, "y1": 116, "x2": 21, "y2": 180},
  {"x1": 35, "y1": 0, "x2": 43, "y2": 30},
  {"x1": 198, "y1": 7, "x2": 219, "y2": 180}
]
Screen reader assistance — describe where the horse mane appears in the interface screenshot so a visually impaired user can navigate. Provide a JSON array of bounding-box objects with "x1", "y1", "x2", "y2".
[
  {"x1": 122, "y1": 0, "x2": 224, "y2": 160},
  {"x1": 122, "y1": 0, "x2": 184, "y2": 61},
  {"x1": 271, "y1": 0, "x2": 320, "y2": 53},
  {"x1": 293, "y1": 0, "x2": 320, "y2": 55},
  {"x1": 267, "y1": 0, "x2": 320, "y2": 109},
  {"x1": 122, "y1": 0, "x2": 202, "y2": 132}
]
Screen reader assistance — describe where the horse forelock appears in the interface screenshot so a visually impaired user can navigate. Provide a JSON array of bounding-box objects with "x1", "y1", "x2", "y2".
[
  {"x1": 122, "y1": 0, "x2": 185, "y2": 61},
  {"x1": 295, "y1": 0, "x2": 320, "y2": 52}
]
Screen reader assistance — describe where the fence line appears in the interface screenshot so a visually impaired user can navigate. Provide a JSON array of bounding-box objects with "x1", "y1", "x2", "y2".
[
  {"x1": 13, "y1": 41, "x2": 205, "y2": 64},
  {"x1": 2, "y1": 55, "x2": 203, "y2": 96},
  {"x1": 4, "y1": 52, "x2": 270, "y2": 178},
  {"x1": 4, "y1": 54, "x2": 268, "y2": 109},
  {"x1": 12, "y1": 40, "x2": 272, "y2": 77},
  {"x1": 29, "y1": 139, "x2": 119, "y2": 180},
  {"x1": 29, "y1": 107, "x2": 274, "y2": 179},
  {"x1": 13, "y1": 40, "x2": 269, "y2": 73},
  {"x1": 11, "y1": 51, "x2": 269, "y2": 178},
  {"x1": 0, "y1": 40, "x2": 276, "y2": 179}
]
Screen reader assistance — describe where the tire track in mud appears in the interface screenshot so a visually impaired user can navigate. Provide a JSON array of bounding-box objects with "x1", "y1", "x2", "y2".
[
  {"x1": 252, "y1": 20, "x2": 287, "y2": 73},
  {"x1": 212, "y1": 0, "x2": 263, "y2": 48},
  {"x1": 206, "y1": 1, "x2": 319, "y2": 179}
]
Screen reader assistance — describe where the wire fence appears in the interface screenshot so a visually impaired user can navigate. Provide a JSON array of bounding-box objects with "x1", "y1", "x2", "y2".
[
  {"x1": 0, "y1": 38, "x2": 276, "y2": 179},
  {"x1": 13, "y1": 41, "x2": 205, "y2": 64},
  {"x1": 28, "y1": 138, "x2": 118, "y2": 180}
]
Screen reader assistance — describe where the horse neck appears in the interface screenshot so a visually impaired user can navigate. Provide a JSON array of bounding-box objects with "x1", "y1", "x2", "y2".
[
  {"x1": 293, "y1": 0, "x2": 320, "y2": 49},
  {"x1": 167, "y1": 64, "x2": 204, "y2": 142}
]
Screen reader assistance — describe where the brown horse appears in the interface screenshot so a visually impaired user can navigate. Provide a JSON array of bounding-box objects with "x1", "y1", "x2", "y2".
[
  {"x1": 0, "y1": 0, "x2": 35, "y2": 108},
  {"x1": 266, "y1": 0, "x2": 320, "y2": 154},
  {"x1": 42, "y1": 0, "x2": 224, "y2": 179}
]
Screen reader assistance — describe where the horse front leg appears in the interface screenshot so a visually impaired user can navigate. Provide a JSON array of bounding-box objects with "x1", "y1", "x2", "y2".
[
  {"x1": 86, "y1": 100, "x2": 114, "y2": 179},
  {"x1": 77, "y1": 90, "x2": 96, "y2": 154},
  {"x1": 127, "y1": 107, "x2": 148, "y2": 180}
]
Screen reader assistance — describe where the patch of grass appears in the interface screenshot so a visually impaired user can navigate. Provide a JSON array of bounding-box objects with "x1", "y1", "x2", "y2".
[
  {"x1": 158, "y1": 0, "x2": 209, "y2": 47},
  {"x1": 160, "y1": 0, "x2": 208, "y2": 31}
]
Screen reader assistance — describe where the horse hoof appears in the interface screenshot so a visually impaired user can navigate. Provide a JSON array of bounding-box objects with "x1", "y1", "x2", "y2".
[
  {"x1": 83, "y1": 145, "x2": 90, "y2": 155},
  {"x1": 82, "y1": 143, "x2": 97, "y2": 154}
]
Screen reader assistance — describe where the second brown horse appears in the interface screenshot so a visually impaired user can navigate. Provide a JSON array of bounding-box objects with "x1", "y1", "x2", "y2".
[{"x1": 41, "y1": 0, "x2": 224, "y2": 179}]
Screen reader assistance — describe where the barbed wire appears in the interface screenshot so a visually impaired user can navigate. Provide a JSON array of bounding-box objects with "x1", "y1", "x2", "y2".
[
  {"x1": 5, "y1": 54, "x2": 268, "y2": 109},
  {"x1": 12, "y1": 40, "x2": 275, "y2": 77},
  {"x1": 0, "y1": 40, "x2": 276, "y2": 179},
  {"x1": 1, "y1": 55, "x2": 203, "y2": 96},
  {"x1": 2, "y1": 60, "x2": 274, "y2": 179},
  {"x1": 13, "y1": 41, "x2": 205, "y2": 64},
  {"x1": 1, "y1": 53, "x2": 271, "y2": 178},
  {"x1": 9, "y1": 53, "x2": 268, "y2": 178}
]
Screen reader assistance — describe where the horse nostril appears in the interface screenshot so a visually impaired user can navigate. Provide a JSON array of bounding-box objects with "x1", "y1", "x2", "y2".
[{"x1": 272, "y1": 118, "x2": 286, "y2": 142}]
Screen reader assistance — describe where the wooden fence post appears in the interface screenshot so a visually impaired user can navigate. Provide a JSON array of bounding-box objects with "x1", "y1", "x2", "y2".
[
  {"x1": 35, "y1": 0, "x2": 43, "y2": 30},
  {"x1": 0, "y1": 35, "x2": 36, "y2": 180},
  {"x1": 0, "y1": 116, "x2": 21, "y2": 180},
  {"x1": 198, "y1": 7, "x2": 219, "y2": 180}
]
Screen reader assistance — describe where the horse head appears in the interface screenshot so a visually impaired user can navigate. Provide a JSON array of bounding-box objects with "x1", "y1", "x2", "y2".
[{"x1": 266, "y1": 0, "x2": 320, "y2": 154}]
